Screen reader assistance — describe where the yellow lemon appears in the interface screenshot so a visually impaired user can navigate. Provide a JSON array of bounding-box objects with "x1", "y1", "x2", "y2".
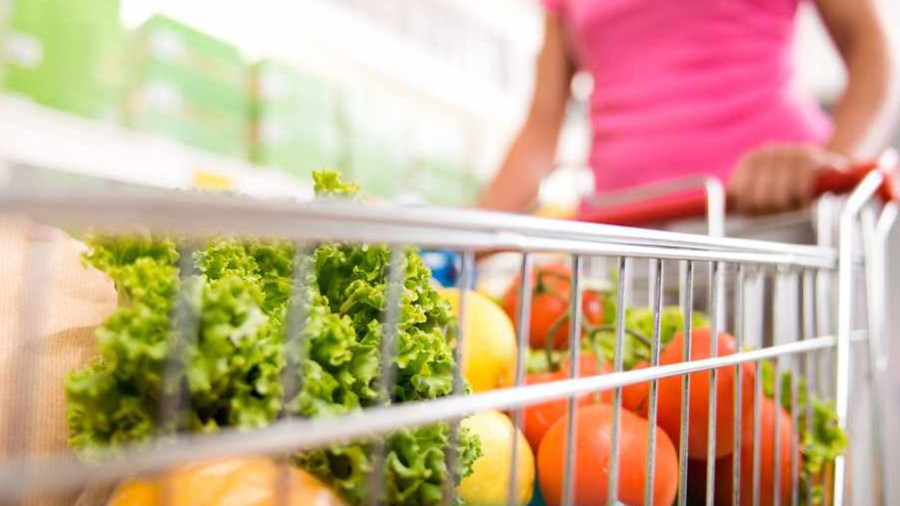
[
  {"x1": 459, "y1": 410, "x2": 534, "y2": 506},
  {"x1": 439, "y1": 288, "x2": 516, "y2": 392},
  {"x1": 107, "y1": 458, "x2": 347, "y2": 506}
]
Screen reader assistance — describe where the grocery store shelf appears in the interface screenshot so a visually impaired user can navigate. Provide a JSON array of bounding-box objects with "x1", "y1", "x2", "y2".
[
  {"x1": 0, "y1": 94, "x2": 313, "y2": 200},
  {"x1": 120, "y1": 0, "x2": 526, "y2": 127}
]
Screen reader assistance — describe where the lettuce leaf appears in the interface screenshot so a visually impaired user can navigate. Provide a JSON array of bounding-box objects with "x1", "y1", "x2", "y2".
[{"x1": 66, "y1": 171, "x2": 479, "y2": 505}]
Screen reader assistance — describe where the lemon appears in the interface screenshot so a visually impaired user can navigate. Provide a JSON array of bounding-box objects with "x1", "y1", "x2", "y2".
[
  {"x1": 439, "y1": 288, "x2": 516, "y2": 392},
  {"x1": 459, "y1": 410, "x2": 535, "y2": 506}
]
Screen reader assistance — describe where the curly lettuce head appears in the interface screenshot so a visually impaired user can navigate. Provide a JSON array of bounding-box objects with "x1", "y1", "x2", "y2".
[{"x1": 65, "y1": 171, "x2": 479, "y2": 505}]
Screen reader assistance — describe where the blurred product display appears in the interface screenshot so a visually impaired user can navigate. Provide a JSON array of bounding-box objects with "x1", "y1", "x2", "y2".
[
  {"x1": 249, "y1": 60, "x2": 344, "y2": 179},
  {"x1": 0, "y1": 0, "x2": 497, "y2": 205},
  {"x1": 2, "y1": 0, "x2": 125, "y2": 121},
  {"x1": 125, "y1": 15, "x2": 248, "y2": 158}
]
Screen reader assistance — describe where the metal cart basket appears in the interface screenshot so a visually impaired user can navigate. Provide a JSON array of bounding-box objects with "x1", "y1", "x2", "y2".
[{"x1": 0, "y1": 151, "x2": 897, "y2": 506}]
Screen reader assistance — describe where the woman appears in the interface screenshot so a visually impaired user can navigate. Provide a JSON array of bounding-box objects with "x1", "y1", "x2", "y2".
[{"x1": 479, "y1": 0, "x2": 895, "y2": 216}]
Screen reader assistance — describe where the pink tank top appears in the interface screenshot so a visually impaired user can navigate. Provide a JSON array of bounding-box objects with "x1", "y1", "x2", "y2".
[{"x1": 543, "y1": 0, "x2": 833, "y2": 193}]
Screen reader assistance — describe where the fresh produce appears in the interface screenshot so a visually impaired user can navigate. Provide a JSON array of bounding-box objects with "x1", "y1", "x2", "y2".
[
  {"x1": 680, "y1": 360, "x2": 846, "y2": 506},
  {"x1": 759, "y1": 361, "x2": 846, "y2": 504},
  {"x1": 65, "y1": 171, "x2": 481, "y2": 506},
  {"x1": 522, "y1": 354, "x2": 612, "y2": 450},
  {"x1": 590, "y1": 306, "x2": 709, "y2": 370},
  {"x1": 459, "y1": 410, "x2": 534, "y2": 506},
  {"x1": 537, "y1": 404, "x2": 678, "y2": 506},
  {"x1": 439, "y1": 288, "x2": 516, "y2": 392},
  {"x1": 718, "y1": 397, "x2": 796, "y2": 506},
  {"x1": 501, "y1": 263, "x2": 606, "y2": 350},
  {"x1": 106, "y1": 458, "x2": 347, "y2": 506},
  {"x1": 622, "y1": 329, "x2": 756, "y2": 459}
]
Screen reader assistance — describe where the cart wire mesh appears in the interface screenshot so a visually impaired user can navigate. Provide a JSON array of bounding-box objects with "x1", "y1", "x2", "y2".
[{"x1": 0, "y1": 160, "x2": 895, "y2": 506}]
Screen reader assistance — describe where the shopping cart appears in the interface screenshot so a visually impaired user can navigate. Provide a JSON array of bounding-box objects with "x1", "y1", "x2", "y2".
[{"x1": 0, "y1": 150, "x2": 896, "y2": 506}]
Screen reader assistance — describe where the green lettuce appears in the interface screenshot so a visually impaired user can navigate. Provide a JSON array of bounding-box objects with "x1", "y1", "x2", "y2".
[{"x1": 65, "y1": 171, "x2": 479, "y2": 505}]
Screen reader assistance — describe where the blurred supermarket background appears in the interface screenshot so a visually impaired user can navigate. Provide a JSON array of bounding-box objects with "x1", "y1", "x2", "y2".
[{"x1": 0, "y1": 0, "x2": 898, "y2": 210}]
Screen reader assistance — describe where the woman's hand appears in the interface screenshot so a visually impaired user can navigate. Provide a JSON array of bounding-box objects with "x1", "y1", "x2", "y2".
[{"x1": 727, "y1": 144, "x2": 848, "y2": 215}]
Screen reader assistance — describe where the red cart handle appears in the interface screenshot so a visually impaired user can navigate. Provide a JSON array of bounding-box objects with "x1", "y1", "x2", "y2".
[{"x1": 579, "y1": 158, "x2": 900, "y2": 227}]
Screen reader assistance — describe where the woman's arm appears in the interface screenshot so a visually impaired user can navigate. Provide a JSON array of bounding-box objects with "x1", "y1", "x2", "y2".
[
  {"x1": 819, "y1": 0, "x2": 897, "y2": 156},
  {"x1": 477, "y1": 15, "x2": 574, "y2": 213},
  {"x1": 729, "y1": 0, "x2": 896, "y2": 214}
]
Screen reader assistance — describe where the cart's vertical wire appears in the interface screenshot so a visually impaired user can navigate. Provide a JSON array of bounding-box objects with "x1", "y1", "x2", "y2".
[
  {"x1": 561, "y1": 255, "x2": 583, "y2": 506},
  {"x1": 704, "y1": 261, "x2": 723, "y2": 506},
  {"x1": 789, "y1": 271, "x2": 800, "y2": 506},
  {"x1": 276, "y1": 243, "x2": 314, "y2": 506},
  {"x1": 508, "y1": 253, "x2": 533, "y2": 506},
  {"x1": 801, "y1": 270, "x2": 816, "y2": 506},
  {"x1": 772, "y1": 270, "x2": 788, "y2": 506},
  {"x1": 365, "y1": 247, "x2": 405, "y2": 506},
  {"x1": 443, "y1": 251, "x2": 474, "y2": 506},
  {"x1": 772, "y1": 357, "x2": 783, "y2": 506},
  {"x1": 159, "y1": 242, "x2": 200, "y2": 506},
  {"x1": 676, "y1": 260, "x2": 694, "y2": 506},
  {"x1": 3, "y1": 224, "x2": 59, "y2": 505},
  {"x1": 644, "y1": 259, "x2": 663, "y2": 506},
  {"x1": 834, "y1": 171, "x2": 884, "y2": 506},
  {"x1": 159, "y1": 242, "x2": 199, "y2": 430},
  {"x1": 607, "y1": 256, "x2": 630, "y2": 506},
  {"x1": 281, "y1": 244, "x2": 314, "y2": 414},
  {"x1": 752, "y1": 269, "x2": 765, "y2": 506},
  {"x1": 732, "y1": 264, "x2": 746, "y2": 506}
]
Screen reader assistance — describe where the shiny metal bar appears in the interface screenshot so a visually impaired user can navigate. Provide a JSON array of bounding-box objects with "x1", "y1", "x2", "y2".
[
  {"x1": 159, "y1": 243, "x2": 199, "y2": 506},
  {"x1": 790, "y1": 306, "x2": 800, "y2": 506},
  {"x1": 0, "y1": 333, "x2": 854, "y2": 501},
  {"x1": 607, "y1": 257, "x2": 630, "y2": 505},
  {"x1": 508, "y1": 254, "x2": 533, "y2": 506},
  {"x1": 159, "y1": 243, "x2": 199, "y2": 430},
  {"x1": 443, "y1": 251, "x2": 474, "y2": 506},
  {"x1": 644, "y1": 260, "x2": 664, "y2": 506},
  {"x1": 834, "y1": 169, "x2": 887, "y2": 506},
  {"x1": 732, "y1": 265, "x2": 746, "y2": 506},
  {"x1": 861, "y1": 203, "x2": 896, "y2": 506},
  {"x1": 562, "y1": 255, "x2": 583, "y2": 506},
  {"x1": 752, "y1": 270, "x2": 766, "y2": 506},
  {"x1": 773, "y1": 359, "x2": 782, "y2": 506},
  {"x1": 365, "y1": 248, "x2": 405, "y2": 506},
  {"x1": 0, "y1": 192, "x2": 837, "y2": 268},
  {"x1": 801, "y1": 271, "x2": 816, "y2": 506},
  {"x1": 752, "y1": 359, "x2": 763, "y2": 506},
  {"x1": 705, "y1": 261, "x2": 723, "y2": 506},
  {"x1": 676, "y1": 261, "x2": 694, "y2": 506},
  {"x1": 281, "y1": 244, "x2": 313, "y2": 412},
  {"x1": 277, "y1": 244, "x2": 313, "y2": 506}
]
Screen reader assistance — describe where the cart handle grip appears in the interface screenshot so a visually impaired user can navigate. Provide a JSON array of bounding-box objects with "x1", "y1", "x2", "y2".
[{"x1": 578, "y1": 155, "x2": 899, "y2": 227}]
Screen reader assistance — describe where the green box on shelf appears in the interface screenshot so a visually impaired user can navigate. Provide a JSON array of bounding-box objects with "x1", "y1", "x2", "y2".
[
  {"x1": 250, "y1": 60, "x2": 338, "y2": 117},
  {"x1": 249, "y1": 60, "x2": 344, "y2": 174},
  {"x1": 133, "y1": 14, "x2": 245, "y2": 88},
  {"x1": 126, "y1": 15, "x2": 248, "y2": 158},
  {"x1": 2, "y1": 0, "x2": 125, "y2": 121}
]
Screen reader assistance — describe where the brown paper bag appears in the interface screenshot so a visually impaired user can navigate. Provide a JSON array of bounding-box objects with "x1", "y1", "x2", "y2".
[{"x1": 0, "y1": 217, "x2": 117, "y2": 504}]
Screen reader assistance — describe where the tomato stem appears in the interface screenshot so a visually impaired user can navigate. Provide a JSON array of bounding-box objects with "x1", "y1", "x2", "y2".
[
  {"x1": 543, "y1": 309, "x2": 571, "y2": 371},
  {"x1": 583, "y1": 323, "x2": 654, "y2": 348}
]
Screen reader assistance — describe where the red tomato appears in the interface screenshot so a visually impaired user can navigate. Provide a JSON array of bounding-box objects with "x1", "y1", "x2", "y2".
[
  {"x1": 522, "y1": 354, "x2": 612, "y2": 450},
  {"x1": 558, "y1": 352, "x2": 612, "y2": 378},
  {"x1": 622, "y1": 329, "x2": 756, "y2": 459},
  {"x1": 501, "y1": 263, "x2": 605, "y2": 350},
  {"x1": 537, "y1": 404, "x2": 679, "y2": 506},
  {"x1": 715, "y1": 397, "x2": 797, "y2": 506}
]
